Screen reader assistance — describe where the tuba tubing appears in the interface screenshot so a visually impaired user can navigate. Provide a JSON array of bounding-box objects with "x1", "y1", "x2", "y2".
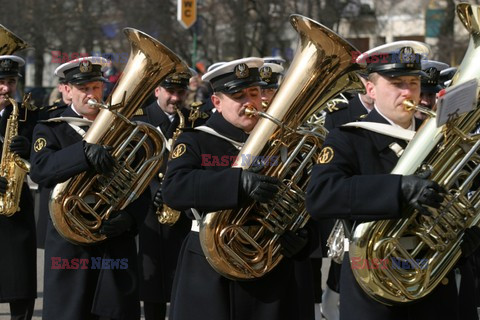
[
  {"x1": 49, "y1": 28, "x2": 189, "y2": 245},
  {"x1": 199, "y1": 14, "x2": 364, "y2": 280},
  {"x1": 349, "y1": 2, "x2": 480, "y2": 305}
]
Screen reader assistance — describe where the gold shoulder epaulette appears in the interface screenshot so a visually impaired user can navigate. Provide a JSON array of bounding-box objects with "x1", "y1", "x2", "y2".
[
  {"x1": 134, "y1": 108, "x2": 145, "y2": 116},
  {"x1": 190, "y1": 101, "x2": 204, "y2": 108},
  {"x1": 327, "y1": 104, "x2": 338, "y2": 113},
  {"x1": 326, "y1": 100, "x2": 347, "y2": 114},
  {"x1": 200, "y1": 112, "x2": 209, "y2": 119}
]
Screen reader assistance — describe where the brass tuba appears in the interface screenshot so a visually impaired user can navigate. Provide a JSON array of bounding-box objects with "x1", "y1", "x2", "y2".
[
  {"x1": 199, "y1": 14, "x2": 364, "y2": 279},
  {"x1": 49, "y1": 28, "x2": 188, "y2": 244},
  {"x1": 0, "y1": 25, "x2": 30, "y2": 216},
  {"x1": 349, "y1": 2, "x2": 480, "y2": 305},
  {"x1": 0, "y1": 24, "x2": 29, "y2": 55}
]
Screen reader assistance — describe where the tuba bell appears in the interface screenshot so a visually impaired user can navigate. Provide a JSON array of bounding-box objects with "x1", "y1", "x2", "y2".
[
  {"x1": 0, "y1": 25, "x2": 30, "y2": 216},
  {"x1": 49, "y1": 28, "x2": 189, "y2": 245},
  {"x1": 199, "y1": 14, "x2": 364, "y2": 280},
  {"x1": 349, "y1": 2, "x2": 480, "y2": 305}
]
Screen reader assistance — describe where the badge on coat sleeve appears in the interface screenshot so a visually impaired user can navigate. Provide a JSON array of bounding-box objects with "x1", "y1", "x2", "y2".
[
  {"x1": 33, "y1": 137, "x2": 47, "y2": 152},
  {"x1": 171, "y1": 143, "x2": 186, "y2": 159},
  {"x1": 318, "y1": 146, "x2": 334, "y2": 164}
]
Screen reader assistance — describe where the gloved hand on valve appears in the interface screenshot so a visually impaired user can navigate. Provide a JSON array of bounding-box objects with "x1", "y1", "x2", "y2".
[
  {"x1": 83, "y1": 142, "x2": 116, "y2": 174},
  {"x1": 99, "y1": 211, "x2": 134, "y2": 238},
  {"x1": 401, "y1": 170, "x2": 444, "y2": 216},
  {"x1": 239, "y1": 168, "x2": 280, "y2": 204},
  {"x1": 10, "y1": 135, "x2": 31, "y2": 158}
]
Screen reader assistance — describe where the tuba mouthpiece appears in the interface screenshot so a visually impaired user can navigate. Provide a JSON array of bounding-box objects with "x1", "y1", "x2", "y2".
[
  {"x1": 88, "y1": 99, "x2": 109, "y2": 110},
  {"x1": 244, "y1": 105, "x2": 258, "y2": 117},
  {"x1": 402, "y1": 99, "x2": 436, "y2": 118},
  {"x1": 402, "y1": 99, "x2": 416, "y2": 111}
]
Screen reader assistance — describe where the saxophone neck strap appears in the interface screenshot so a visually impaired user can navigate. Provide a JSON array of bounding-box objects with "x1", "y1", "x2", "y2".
[
  {"x1": 194, "y1": 125, "x2": 244, "y2": 150},
  {"x1": 342, "y1": 122, "x2": 415, "y2": 141}
]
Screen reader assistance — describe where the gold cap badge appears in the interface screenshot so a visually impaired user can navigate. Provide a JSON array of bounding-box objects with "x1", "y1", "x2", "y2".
[{"x1": 234, "y1": 63, "x2": 249, "y2": 79}]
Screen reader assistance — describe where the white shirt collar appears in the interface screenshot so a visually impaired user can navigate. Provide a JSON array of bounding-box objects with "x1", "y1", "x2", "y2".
[
  {"x1": 156, "y1": 101, "x2": 176, "y2": 123},
  {"x1": 71, "y1": 104, "x2": 82, "y2": 116},
  {"x1": 358, "y1": 94, "x2": 373, "y2": 113},
  {"x1": 71, "y1": 104, "x2": 94, "y2": 121},
  {"x1": 165, "y1": 112, "x2": 175, "y2": 123},
  {"x1": 374, "y1": 104, "x2": 415, "y2": 131}
]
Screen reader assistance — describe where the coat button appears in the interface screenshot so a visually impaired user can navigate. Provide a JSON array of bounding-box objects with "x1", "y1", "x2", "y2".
[{"x1": 441, "y1": 277, "x2": 449, "y2": 285}]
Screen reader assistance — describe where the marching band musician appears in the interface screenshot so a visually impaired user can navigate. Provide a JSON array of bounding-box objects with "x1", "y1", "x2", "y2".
[
  {"x1": 306, "y1": 41, "x2": 480, "y2": 320},
  {"x1": 323, "y1": 73, "x2": 374, "y2": 130},
  {"x1": 258, "y1": 62, "x2": 284, "y2": 108},
  {"x1": 134, "y1": 69, "x2": 208, "y2": 320},
  {"x1": 415, "y1": 59, "x2": 449, "y2": 120},
  {"x1": 0, "y1": 55, "x2": 37, "y2": 320},
  {"x1": 321, "y1": 71, "x2": 375, "y2": 320},
  {"x1": 29, "y1": 56, "x2": 149, "y2": 320},
  {"x1": 162, "y1": 57, "x2": 318, "y2": 320},
  {"x1": 40, "y1": 76, "x2": 71, "y2": 120}
]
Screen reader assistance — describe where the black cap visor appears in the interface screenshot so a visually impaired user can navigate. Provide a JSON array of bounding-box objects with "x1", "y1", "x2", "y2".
[
  {"x1": 218, "y1": 79, "x2": 266, "y2": 94},
  {"x1": 0, "y1": 71, "x2": 21, "y2": 79},
  {"x1": 421, "y1": 84, "x2": 442, "y2": 93},
  {"x1": 69, "y1": 75, "x2": 107, "y2": 85},
  {"x1": 376, "y1": 68, "x2": 427, "y2": 78}
]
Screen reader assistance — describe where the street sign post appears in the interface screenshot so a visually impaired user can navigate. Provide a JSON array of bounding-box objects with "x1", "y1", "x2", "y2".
[{"x1": 177, "y1": 0, "x2": 197, "y2": 29}]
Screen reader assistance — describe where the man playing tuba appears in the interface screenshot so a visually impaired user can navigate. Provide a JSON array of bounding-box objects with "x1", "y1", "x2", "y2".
[
  {"x1": 306, "y1": 41, "x2": 480, "y2": 320},
  {"x1": 162, "y1": 57, "x2": 318, "y2": 320},
  {"x1": 30, "y1": 56, "x2": 149, "y2": 320}
]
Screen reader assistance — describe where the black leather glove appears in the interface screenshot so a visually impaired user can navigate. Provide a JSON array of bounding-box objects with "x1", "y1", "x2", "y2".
[
  {"x1": 83, "y1": 142, "x2": 115, "y2": 174},
  {"x1": 279, "y1": 228, "x2": 309, "y2": 259},
  {"x1": 9, "y1": 135, "x2": 30, "y2": 158},
  {"x1": 401, "y1": 171, "x2": 444, "y2": 215},
  {"x1": 0, "y1": 176, "x2": 7, "y2": 194},
  {"x1": 461, "y1": 226, "x2": 480, "y2": 258},
  {"x1": 240, "y1": 169, "x2": 280, "y2": 203},
  {"x1": 153, "y1": 186, "x2": 163, "y2": 209},
  {"x1": 99, "y1": 211, "x2": 134, "y2": 238}
]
